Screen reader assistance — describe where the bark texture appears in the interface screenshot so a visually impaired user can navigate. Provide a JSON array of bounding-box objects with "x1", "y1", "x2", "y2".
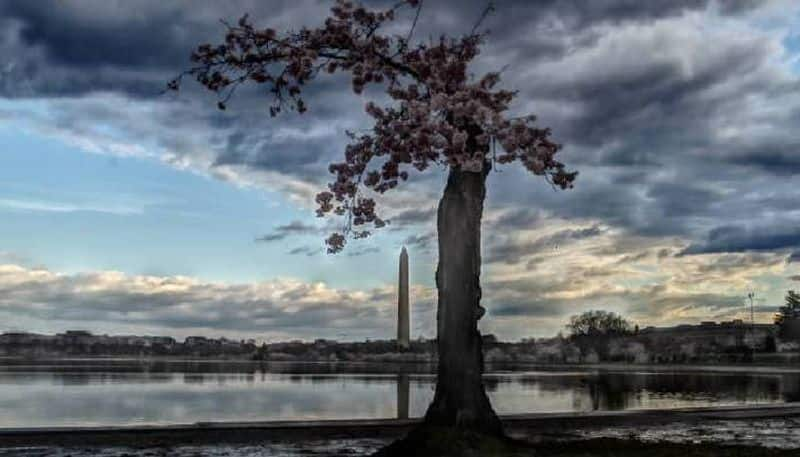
[{"x1": 423, "y1": 164, "x2": 503, "y2": 436}]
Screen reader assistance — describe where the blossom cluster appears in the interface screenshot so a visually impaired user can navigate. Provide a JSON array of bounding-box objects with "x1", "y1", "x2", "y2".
[{"x1": 173, "y1": 0, "x2": 576, "y2": 252}]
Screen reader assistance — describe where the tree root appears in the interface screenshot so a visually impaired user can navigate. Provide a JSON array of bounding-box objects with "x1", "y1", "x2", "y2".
[{"x1": 372, "y1": 426, "x2": 534, "y2": 457}]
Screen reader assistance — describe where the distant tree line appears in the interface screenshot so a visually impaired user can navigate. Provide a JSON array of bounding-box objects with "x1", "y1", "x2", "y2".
[
  {"x1": 6, "y1": 294, "x2": 800, "y2": 365},
  {"x1": 776, "y1": 290, "x2": 800, "y2": 340},
  {"x1": 566, "y1": 310, "x2": 634, "y2": 337}
]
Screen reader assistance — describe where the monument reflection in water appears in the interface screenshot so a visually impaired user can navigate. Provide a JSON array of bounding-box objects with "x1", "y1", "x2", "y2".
[
  {"x1": 397, "y1": 374, "x2": 410, "y2": 419},
  {"x1": 1, "y1": 361, "x2": 799, "y2": 427}
]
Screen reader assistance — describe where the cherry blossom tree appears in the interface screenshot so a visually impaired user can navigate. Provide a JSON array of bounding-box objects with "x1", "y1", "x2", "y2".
[{"x1": 171, "y1": 0, "x2": 576, "y2": 447}]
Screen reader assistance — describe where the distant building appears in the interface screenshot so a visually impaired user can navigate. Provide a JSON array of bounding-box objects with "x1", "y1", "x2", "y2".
[
  {"x1": 184, "y1": 336, "x2": 210, "y2": 346},
  {"x1": 63, "y1": 330, "x2": 92, "y2": 337},
  {"x1": 0, "y1": 332, "x2": 40, "y2": 345},
  {"x1": 779, "y1": 318, "x2": 800, "y2": 341},
  {"x1": 0, "y1": 331, "x2": 254, "y2": 357},
  {"x1": 640, "y1": 320, "x2": 776, "y2": 350},
  {"x1": 58, "y1": 330, "x2": 95, "y2": 345},
  {"x1": 150, "y1": 336, "x2": 177, "y2": 346}
]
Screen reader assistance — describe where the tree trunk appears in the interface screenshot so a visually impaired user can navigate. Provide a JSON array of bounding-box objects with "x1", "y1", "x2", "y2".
[{"x1": 423, "y1": 164, "x2": 503, "y2": 436}]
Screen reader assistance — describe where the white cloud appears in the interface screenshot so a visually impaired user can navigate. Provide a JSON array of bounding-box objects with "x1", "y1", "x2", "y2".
[
  {"x1": 0, "y1": 197, "x2": 144, "y2": 216},
  {"x1": 0, "y1": 262, "x2": 407, "y2": 341}
]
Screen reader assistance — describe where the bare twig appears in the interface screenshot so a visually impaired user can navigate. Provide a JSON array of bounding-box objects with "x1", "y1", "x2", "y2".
[
  {"x1": 406, "y1": 0, "x2": 424, "y2": 45},
  {"x1": 470, "y1": 1, "x2": 495, "y2": 36}
]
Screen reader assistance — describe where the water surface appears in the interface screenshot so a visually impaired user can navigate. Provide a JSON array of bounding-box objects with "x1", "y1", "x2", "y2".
[{"x1": 1, "y1": 359, "x2": 798, "y2": 427}]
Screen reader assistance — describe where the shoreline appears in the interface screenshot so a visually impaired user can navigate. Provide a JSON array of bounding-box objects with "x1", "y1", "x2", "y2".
[
  {"x1": 2, "y1": 403, "x2": 800, "y2": 448},
  {"x1": 4, "y1": 357, "x2": 800, "y2": 373}
]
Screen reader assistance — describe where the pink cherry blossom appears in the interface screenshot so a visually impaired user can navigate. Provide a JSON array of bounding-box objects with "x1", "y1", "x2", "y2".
[{"x1": 171, "y1": 0, "x2": 576, "y2": 252}]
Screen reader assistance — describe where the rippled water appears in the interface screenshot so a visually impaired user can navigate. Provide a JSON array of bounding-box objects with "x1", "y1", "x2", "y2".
[{"x1": 1, "y1": 359, "x2": 799, "y2": 427}]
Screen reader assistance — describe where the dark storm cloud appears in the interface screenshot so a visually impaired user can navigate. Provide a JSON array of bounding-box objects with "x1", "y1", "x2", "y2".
[
  {"x1": 288, "y1": 245, "x2": 322, "y2": 256},
  {"x1": 214, "y1": 133, "x2": 329, "y2": 174},
  {"x1": 489, "y1": 209, "x2": 544, "y2": 230},
  {"x1": 486, "y1": 225, "x2": 604, "y2": 265},
  {"x1": 489, "y1": 27, "x2": 799, "y2": 247},
  {"x1": 0, "y1": 0, "x2": 766, "y2": 98},
  {"x1": 403, "y1": 232, "x2": 434, "y2": 250},
  {"x1": 645, "y1": 183, "x2": 720, "y2": 219},
  {"x1": 631, "y1": 290, "x2": 747, "y2": 314},
  {"x1": 716, "y1": 0, "x2": 768, "y2": 14},
  {"x1": 4, "y1": 2, "x2": 187, "y2": 69},
  {"x1": 0, "y1": 0, "x2": 324, "y2": 97},
  {"x1": 489, "y1": 299, "x2": 565, "y2": 318},
  {"x1": 729, "y1": 148, "x2": 800, "y2": 175},
  {"x1": 256, "y1": 220, "x2": 319, "y2": 242},
  {"x1": 388, "y1": 207, "x2": 437, "y2": 227},
  {"x1": 427, "y1": 0, "x2": 765, "y2": 53},
  {"x1": 346, "y1": 246, "x2": 381, "y2": 257},
  {"x1": 484, "y1": 278, "x2": 748, "y2": 322},
  {"x1": 1, "y1": 0, "x2": 797, "y2": 265},
  {"x1": 693, "y1": 252, "x2": 786, "y2": 274},
  {"x1": 681, "y1": 225, "x2": 800, "y2": 255},
  {"x1": 521, "y1": 33, "x2": 771, "y2": 160},
  {"x1": 483, "y1": 276, "x2": 577, "y2": 318}
]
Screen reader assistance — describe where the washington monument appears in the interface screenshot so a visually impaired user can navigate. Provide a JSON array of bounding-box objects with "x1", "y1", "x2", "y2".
[{"x1": 398, "y1": 246, "x2": 410, "y2": 349}]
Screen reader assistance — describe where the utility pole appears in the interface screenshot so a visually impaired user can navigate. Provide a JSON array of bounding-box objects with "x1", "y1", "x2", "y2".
[{"x1": 746, "y1": 292, "x2": 764, "y2": 350}]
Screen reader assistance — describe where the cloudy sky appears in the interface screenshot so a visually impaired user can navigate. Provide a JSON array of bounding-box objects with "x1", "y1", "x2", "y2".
[{"x1": 1, "y1": 0, "x2": 799, "y2": 342}]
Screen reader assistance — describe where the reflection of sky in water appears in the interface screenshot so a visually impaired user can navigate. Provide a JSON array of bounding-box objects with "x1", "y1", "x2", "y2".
[{"x1": 0, "y1": 363, "x2": 798, "y2": 427}]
